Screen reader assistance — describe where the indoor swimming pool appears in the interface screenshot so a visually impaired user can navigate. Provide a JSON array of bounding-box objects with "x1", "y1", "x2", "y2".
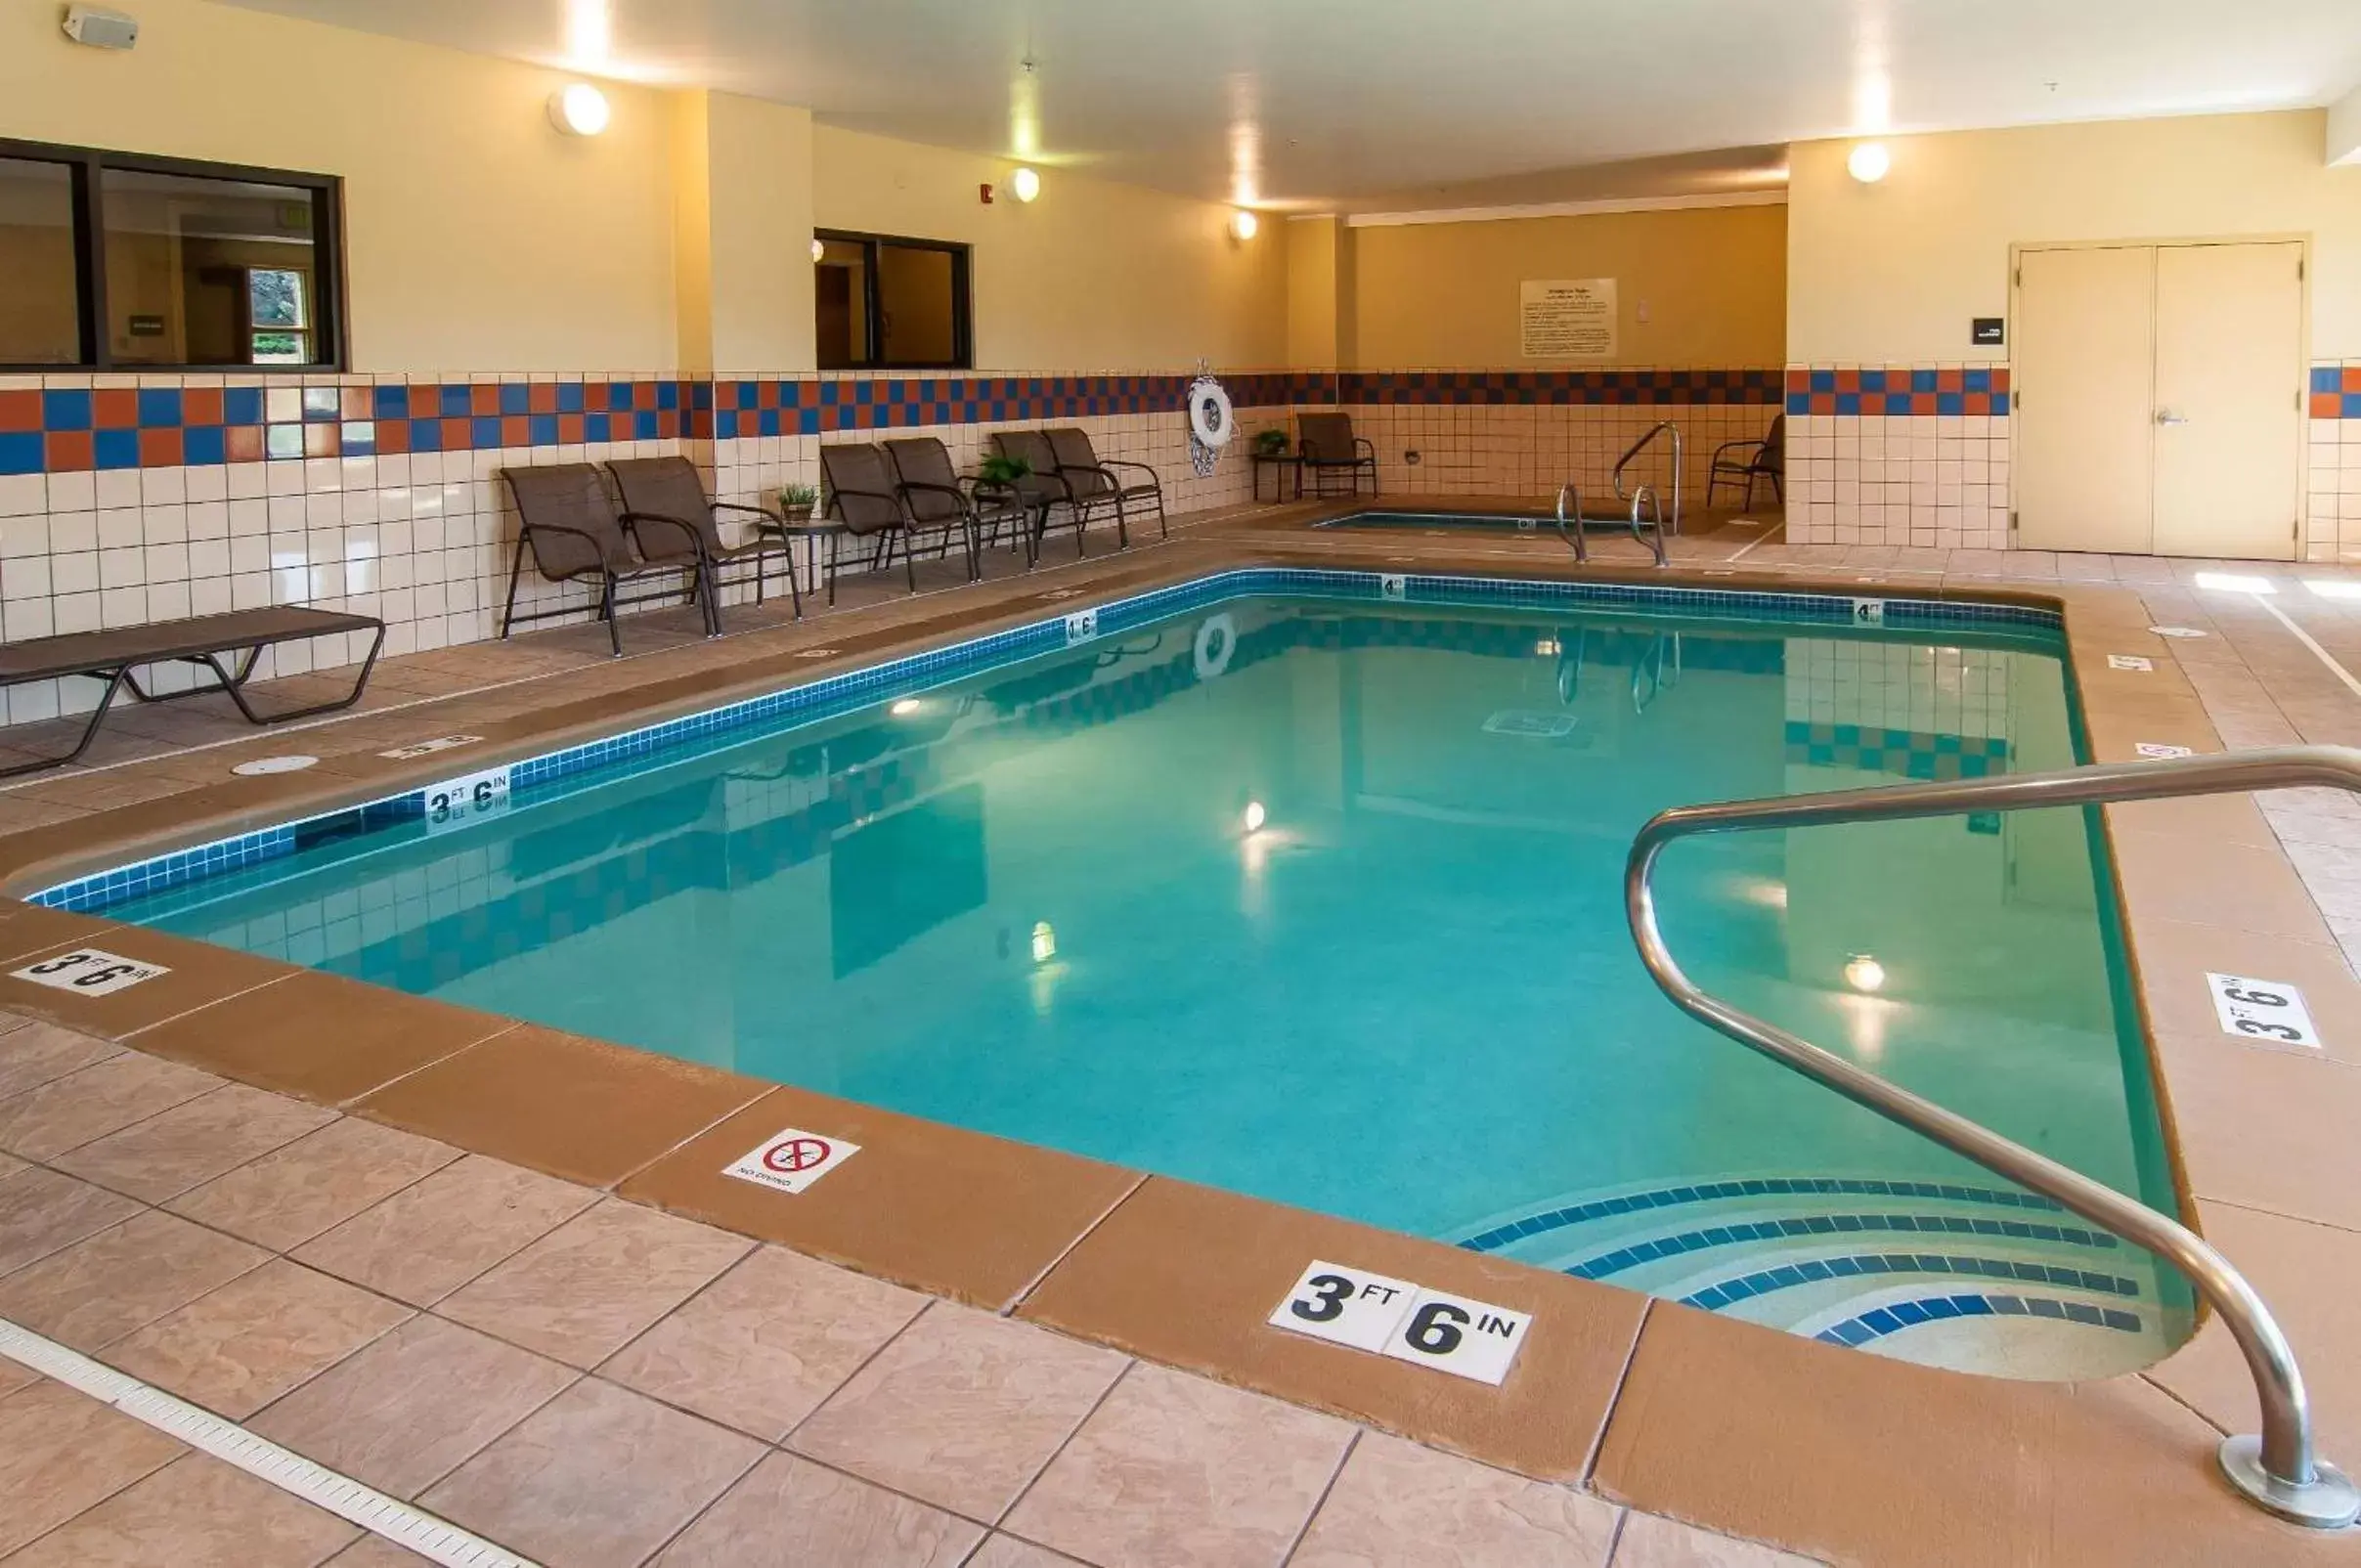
[{"x1": 60, "y1": 570, "x2": 2189, "y2": 1373}]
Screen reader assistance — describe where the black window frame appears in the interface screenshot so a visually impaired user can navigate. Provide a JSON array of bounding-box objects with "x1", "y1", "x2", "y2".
[
  {"x1": 0, "y1": 136, "x2": 349, "y2": 374},
  {"x1": 814, "y1": 229, "x2": 973, "y2": 371}
]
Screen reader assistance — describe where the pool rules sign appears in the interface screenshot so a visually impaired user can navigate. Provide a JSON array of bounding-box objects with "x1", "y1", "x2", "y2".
[
  {"x1": 1268, "y1": 1260, "x2": 1532, "y2": 1385},
  {"x1": 1520, "y1": 279, "x2": 1617, "y2": 359}
]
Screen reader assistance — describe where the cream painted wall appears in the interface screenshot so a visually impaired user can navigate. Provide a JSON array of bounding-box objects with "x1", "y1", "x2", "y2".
[
  {"x1": 1287, "y1": 215, "x2": 1341, "y2": 369},
  {"x1": 811, "y1": 125, "x2": 1287, "y2": 371},
  {"x1": 0, "y1": 0, "x2": 679, "y2": 371},
  {"x1": 1788, "y1": 109, "x2": 2361, "y2": 364},
  {"x1": 1345, "y1": 202, "x2": 1787, "y2": 369},
  {"x1": 706, "y1": 93, "x2": 814, "y2": 372}
]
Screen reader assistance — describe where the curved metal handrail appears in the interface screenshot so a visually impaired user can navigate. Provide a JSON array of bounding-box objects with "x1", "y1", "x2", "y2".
[
  {"x1": 1624, "y1": 744, "x2": 2361, "y2": 1529},
  {"x1": 1627, "y1": 485, "x2": 1670, "y2": 568},
  {"x1": 1555, "y1": 481, "x2": 1588, "y2": 563},
  {"x1": 1611, "y1": 419, "x2": 1683, "y2": 534}
]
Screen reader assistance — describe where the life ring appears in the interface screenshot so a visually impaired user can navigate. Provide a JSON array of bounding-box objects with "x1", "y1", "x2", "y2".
[
  {"x1": 1189, "y1": 381, "x2": 1235, "y2": 448},
  {"x1": 1194, "y1": 613, "x2": 1238, "y2": 679}
]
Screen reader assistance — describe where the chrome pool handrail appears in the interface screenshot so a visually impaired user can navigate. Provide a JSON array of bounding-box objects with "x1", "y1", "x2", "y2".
[
  {"x1": 1623, "y1": 744, "x2": 2361, "y2": 1529},
  {"x1": 1611, "y1": 420, "x2": 1683, "y2": 534},
  {"x1": 1555, "y1": 481, "x2": 1589, "y2": 563}
]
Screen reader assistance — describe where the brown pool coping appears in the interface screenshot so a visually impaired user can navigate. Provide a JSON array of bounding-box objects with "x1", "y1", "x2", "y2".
[{"x1": 0, "y1": 509, "x2": 2355, "y2": 1562}]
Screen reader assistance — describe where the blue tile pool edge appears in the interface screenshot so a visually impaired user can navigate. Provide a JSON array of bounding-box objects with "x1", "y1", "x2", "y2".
[{"x1": 30, "y1": 565, "x2": 2063, "y2": 916}]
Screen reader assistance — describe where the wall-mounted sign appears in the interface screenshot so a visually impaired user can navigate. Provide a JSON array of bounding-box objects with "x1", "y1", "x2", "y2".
[
  {"x1": 1972, "y1": 317, "x2": 2005, "y2": 345},
  {"x1": 1520, "y1": 279, "x2": 1617, "y2": 359},
  {"x1": 127, "y1": 314, "x2": 166, "y2": 337}
]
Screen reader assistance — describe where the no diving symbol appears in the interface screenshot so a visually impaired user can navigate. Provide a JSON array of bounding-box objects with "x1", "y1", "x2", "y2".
[
  {"x1": 764, "y1": 1137, "x2": 833, "y2": 1175},
  {"x1": 725, "y1": 1126, "x2": 860, "y2": 1194}
]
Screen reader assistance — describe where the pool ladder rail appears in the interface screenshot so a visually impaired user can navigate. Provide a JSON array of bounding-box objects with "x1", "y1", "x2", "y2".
[
  {"x1": 1556, "y1": 420, "x2": 1683, "y2": 568},
  {"x1": 1625, "y1": 744, "x2": 2361, "y2": 1530}
]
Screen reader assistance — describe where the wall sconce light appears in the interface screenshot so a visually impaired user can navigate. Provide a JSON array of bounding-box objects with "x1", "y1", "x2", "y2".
[
  {"x1": 548, "y1": 82, "x2": 612, "y2": 137},
  {"x1": 1229, "y1": 208, "x2": 1259, "y2": 240},
  {"x1": 810, "y1": 237, "x2": 826, "y2": 263},
  {"x1": 1010, "y1": 166, "x2": 1041, "y2": 202},
  {"x1": 1846, "y1": 142, "x2": 1891, "y2": 183}
]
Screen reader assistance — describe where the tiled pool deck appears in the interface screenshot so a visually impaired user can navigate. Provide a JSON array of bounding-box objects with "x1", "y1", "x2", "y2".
[{"x1": 0, "y1": 500, "x2": 2355, "y2": 1564}]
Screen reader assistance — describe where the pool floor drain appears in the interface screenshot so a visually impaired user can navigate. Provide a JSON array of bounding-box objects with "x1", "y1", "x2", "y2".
[{"x1": 231, "y1": 756, "x2": 319, "y2": 776}]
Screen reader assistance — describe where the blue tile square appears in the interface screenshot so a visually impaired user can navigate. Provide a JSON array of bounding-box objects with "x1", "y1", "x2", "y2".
[
  {"x1": 0, "y1": 431, "x2": 40, "y2": 475},
  {"x1": 528, "y1": 414, "x2": 558, "y2": 445},
  {"x1": 225, "y1": 387, "x2": 264, "y2": 425},
  {"x1": 470, "y1": 414, "x2": 503, "y2": 448},
  {"x1": 136, "y1": 388, "x2": 182, "y2": 428},
  {"x1": 499, "y1": 383, "x2": 530, "y2": 415},
  {"x1": 42, "y1": 389, "x2": 92, "y2": 431},
  {"x1": 93, "y1": 428, "x2": 139, "y2": 469}
]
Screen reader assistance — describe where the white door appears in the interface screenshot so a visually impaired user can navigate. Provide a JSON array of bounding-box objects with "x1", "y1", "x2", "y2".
[
  {"x1": 2015, "y1": 240, "x2": 2304, "y2": 558},
  {"x1": 2152, "y1": 242, "x2": 2305, "y2": 561},
  {"x1": 2015, "y1": 246, "x2": 2155, "y2": 554}
]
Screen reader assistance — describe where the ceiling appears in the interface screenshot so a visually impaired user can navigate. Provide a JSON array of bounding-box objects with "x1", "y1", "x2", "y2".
[{"x1": 221, "y1": 0, "x2": 2361, "y2": 211}]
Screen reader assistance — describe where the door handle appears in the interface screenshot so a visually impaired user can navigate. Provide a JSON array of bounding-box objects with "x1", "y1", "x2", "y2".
[{"x1": 2156, "y1": 410, "x2": 2189, "y2": 426}]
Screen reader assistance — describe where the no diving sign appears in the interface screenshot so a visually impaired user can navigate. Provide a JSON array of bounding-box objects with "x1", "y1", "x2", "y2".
[{"x1": 722, "y1": 1127, "x2": 859, "y2": 1195}]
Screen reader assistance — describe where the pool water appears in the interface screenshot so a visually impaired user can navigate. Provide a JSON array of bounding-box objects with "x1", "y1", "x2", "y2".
[{"x1": 96, "y1": 582, "x2": 2188, "y2": 1369}]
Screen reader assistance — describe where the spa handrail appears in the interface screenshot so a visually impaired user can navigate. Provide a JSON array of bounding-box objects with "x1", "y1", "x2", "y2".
[{"x1": 1623, "y1": 744, "x2": 2361, "y2": 1530}]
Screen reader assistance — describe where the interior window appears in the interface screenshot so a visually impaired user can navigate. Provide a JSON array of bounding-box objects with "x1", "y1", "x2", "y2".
[
  {"x1": 0, "y1": 156, "x2": 83, "y2": 365},
  {"x1": 814, "y1": 231, "x2": 970, "y2": 370}
]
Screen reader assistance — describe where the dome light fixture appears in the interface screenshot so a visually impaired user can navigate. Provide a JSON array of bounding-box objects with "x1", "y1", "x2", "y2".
[
  {"x1": 1010, "y1": 166, "x2": 1041, "y2": 202},
  {"x1": 810, "y1": 237, "x2": 826, "y2": 263},
  {"x1": 1229, "y1": 208, "x2": 1260, "y2": 240},
  {"x1": 548, "y1": 82, "x2": 612, "y2": 137},
  {"x1": 1846, "y1": 141, "x2": 1891, "y2": 184}
]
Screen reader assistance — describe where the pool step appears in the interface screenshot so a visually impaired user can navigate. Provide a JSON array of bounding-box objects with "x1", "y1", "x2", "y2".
[{"x1": 1449, "y1": 1173, "x2": 2181, "y2": 1379}]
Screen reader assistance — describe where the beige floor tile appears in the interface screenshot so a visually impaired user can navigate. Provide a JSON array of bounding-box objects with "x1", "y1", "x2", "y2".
[
  {"x1": 419, "y1": 1376, "x2": 762, "y2": 1568},
  {"x1": 966, "y1": 1537, "x2": 1093, "y2": 1568},
  {"x1": 291, "y1": 1153, "x2": 599, "y2": 1307},
  {"x1": 1290, "y1": 1432, "x2": 1621, "y2": 1568},
  {"x1": 601, "y1": 1243, "x2": 929, "y2": 1441},
  {"x1": 436, "y1": 1197, "x2": 752, "y2": 1368},
  {"x1": 0, "y1": 1051, "x2": 223, "y2": 1159},
  {"x1": 0, "y1": 1210, "x2": 268, "y2": 1351},
  {"x1": 0, "y1": 1020, "x2": 120, "y2": 1100},
  {"x1": 0, "y1": 1164, "x2": 144, "y2": 1275},
  {"x1": 52, "y1": 1083, "x2": 338, "y2": 1202},
  {"x1": 167, "y1": 1116, "x2": 461, "y2": 1251},
  {"x1": 1006, "y1": 1360, "x2": 1356, "y2": 1568},
  {"x1": 4, "y1": 1452, "x2": 359, "y2": 1568},
  {"x1": 791, "y1": 1301, "x2": 1128, "y2": 1524},
  {"x1": 654, "y1": 1450, "x2": 985, "y2": 1567},
  {"x1": 104, "y1": 1258, "x2": 414, "y2": 1419},
  {"x1": 250, "y1": 1315, "x2": 578, "y2": 1499},
  {"x1": 1611, "y1": 1511, "x2": 1822, "y2": 1567},
  {"x1": 0, "y1": 1378, "x2": 187, "y2": 1557}
]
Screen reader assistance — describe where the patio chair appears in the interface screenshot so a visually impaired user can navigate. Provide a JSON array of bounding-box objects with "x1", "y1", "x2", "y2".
[
  {"x1": 606, "y1": 456, "x2": 801, "y2": 624},
  {"x1": 1043, "y1": 426, "x2": 1166, "y2": 544},
  {"x1": 500, "y1": 463, "x2": 715, "y2": 656},
  {"x1": 1297, "y1": 412, "x2": 1378, "y2": 498},
  {"x1": 885, "y1": 438, "x2": 1028, "y2": 570},
  {"x1": 1708, "y1": 414, "x2": 1785, "y2": 508},
  {"x1": 818, "y1": 443, "x2": 974, "y2": 600},
  {"x1": 989, "y1": 429, "x2": 1091, "y2": 560}
]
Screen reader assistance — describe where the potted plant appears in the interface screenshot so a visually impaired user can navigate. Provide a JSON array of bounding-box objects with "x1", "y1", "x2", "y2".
[
  {"x1": 977, "y1": 454, "x2": 1031, "y2": 487},
  {"x1": 1251, "y1": 427, "x2": 1291, "y2": 458},
  {"x1": 777, "y1": 483, "x2": 818, "y2": 523}
]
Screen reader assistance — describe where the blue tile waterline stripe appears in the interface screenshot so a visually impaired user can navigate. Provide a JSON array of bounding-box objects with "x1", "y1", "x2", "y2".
[
  {"x1": 34, "y1": 568, "x2": 2063, "y2": 915},
  {"x1": 1814, "y1": 1293, "x2": 2144, "y2": 1347},
  {"x1": 1454, "y1": 1175, "x2": 2068, "y2": 1252},
  {"x1": 1561, "y1": 1212, "x2": 2122, "y2": 1282}
]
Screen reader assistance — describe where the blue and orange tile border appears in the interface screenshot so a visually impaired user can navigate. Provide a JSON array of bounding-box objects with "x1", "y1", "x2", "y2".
[
  {"x1": 2309, "y1": 365, "x2": 2361, "y2": 420},
  {"x1": 1783, "y1": 367, "x2": 2013, "y2": 418}
]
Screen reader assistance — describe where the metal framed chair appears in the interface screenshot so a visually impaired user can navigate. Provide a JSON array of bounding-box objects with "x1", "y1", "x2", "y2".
[
  {"x1": 990, "y1": 429, "x2": 1090, "y2": 561},
  {"x1": 500, "y1": 463, "x2": 714, "y2": 656},
  {"x1": 606, "y1": 456, "x2": 801, "y2": 624},
  {"x1": 1297, "y1": 412, "x2": 1379, "y2": 497},
  {"x1": 885, "y1": 438, "x2": 1027, "y2": 571},
  {"x1": 1043, "y1": 426, "x2": 1166, "y2": 544},
  {"x1": 1708, "y1": 414, "x2": 1785, "y2": 508},
  {"x1": 817, "y1": 443, "x2": 975, "y2": 600}
]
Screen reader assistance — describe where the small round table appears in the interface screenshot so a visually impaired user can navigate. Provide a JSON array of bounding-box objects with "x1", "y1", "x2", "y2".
[{"x1": 766, "y1": 516, "x2": 852, "y2": 605}]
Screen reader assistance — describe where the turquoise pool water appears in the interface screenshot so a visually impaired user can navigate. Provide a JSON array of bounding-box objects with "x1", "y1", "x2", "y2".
[{"x1": 84, "y1": 577, "x2": 2178, "y2": 1342}]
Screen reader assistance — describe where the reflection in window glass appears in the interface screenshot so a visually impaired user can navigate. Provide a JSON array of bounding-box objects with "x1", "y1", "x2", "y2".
[
  {"x1": 0, "y1": 157, "x2": 83, "y2": 365},
  {"x1": 877, "y1": 244, "x2": 957, "y2": 367},
  {"x1": 814, "y1": 237, "x2": 869, "y2": 370},
  {"x1": 100, "y1": 166, "x2": 324, "y2": 367}
]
